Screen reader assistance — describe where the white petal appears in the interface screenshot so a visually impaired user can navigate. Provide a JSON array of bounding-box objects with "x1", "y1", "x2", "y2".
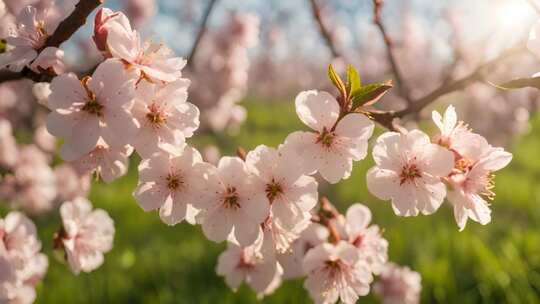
[
  {"x1": 295, "y1": 90, "x2": 339, "y2": 132},
  {"x1": 133, "y1": 182, "x2": 168, "y2": 211},
  {"x1": 366, "y1": 168, "x2": 399, "y2": 200}
]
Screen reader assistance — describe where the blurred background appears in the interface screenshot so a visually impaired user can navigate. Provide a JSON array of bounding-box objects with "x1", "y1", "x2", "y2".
[{"x1": 2, "y1": 0, "x2": 540, "y2": 303}]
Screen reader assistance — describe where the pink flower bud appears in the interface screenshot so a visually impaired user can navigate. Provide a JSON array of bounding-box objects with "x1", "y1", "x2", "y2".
[{"x1": 93, "y1": 8, "x2": 117, "y2": 57}]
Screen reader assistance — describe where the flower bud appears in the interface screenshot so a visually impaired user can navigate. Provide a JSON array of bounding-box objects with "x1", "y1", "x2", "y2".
[{"x1": 93, "y1": 8, "x2": 117, "y2": 57}]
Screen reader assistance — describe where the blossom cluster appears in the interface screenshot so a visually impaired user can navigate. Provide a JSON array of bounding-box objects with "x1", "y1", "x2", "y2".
[
  {"x1": 367, "y1": 105, "x2": 512, "y2": 231},
  {"x1": 0, "y1": 212, "x2": 48, "y2": 304},
  {"x1": 0, "y1": 1, "x2": 518, "y2": 303},
  {"x1": 188, "y1": 12, "x2": 260, "y2": 134}
]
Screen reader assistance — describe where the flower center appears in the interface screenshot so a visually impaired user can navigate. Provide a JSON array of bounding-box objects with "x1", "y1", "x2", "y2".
[
  {"x1": 237, "y1": 249, "x2": 256, "y2": 269},
  {"x1": 265, "y1": 179, "x2": 283, "y2": 203},
  {"x1": 80, "y1": 76, "x2": 103, "y2": 116},
  {"x1": 316, "y1": 127, "x2": 335, "y2": 148},
  {"x1": 146, "y1": 103, "x2": 166, "y2": 127},
  {"x1": 454, "y1": 157, "x2": 474, "y2": 173},
  {"x1": 166, "y1": 173, "x2": 182, "y2": 191},
  {"x1": 324, "y1": 259, "x2": 345, "y2": 279},
  {"x1": 223, "y1": 187, "x2": 241, "y2": 209},
  {"x1": 399, "y1": 163, "x2": 421, "y2": 185}
]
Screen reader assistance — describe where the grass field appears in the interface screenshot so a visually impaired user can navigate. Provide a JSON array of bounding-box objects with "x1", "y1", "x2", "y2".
[{"x1": 11, "y1": 98, "x2": 540, "y2": 303}]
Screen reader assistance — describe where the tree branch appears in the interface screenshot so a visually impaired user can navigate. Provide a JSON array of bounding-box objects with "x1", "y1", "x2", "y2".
[
  {"x1": 186, "y1": 0, "x2": 219, "y2": 70},
  {"x1": 372, "y1": 0, "x2": 413, "y2": 105},
  {"x1": 44, "y1": 0, "x2": 103, "y2": 49},
  {"x1": 309, "y1": 0, "x2": 341, "y2": 58},
  {"x1": 369, "y1": 44, "x2": 525, "y2": 130},
  {"x1": 0, "y1": 0, "x2": 103, "y2": 84}
]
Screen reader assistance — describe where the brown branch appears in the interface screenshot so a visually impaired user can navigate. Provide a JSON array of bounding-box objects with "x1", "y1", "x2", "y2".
[
  {"x1": 309, "y1": 0, "x2": 341, "y2": 58},
  {"x1": 394, "y1": 44, "x2": 525, "y2": 118},
  {"x1": 0, "y1": 0, "x2": 103, "y2": 84},
  {"x1": 372, "y1": 0, "x2": 413, "y2": 105},
  {"x1": 44, "y1": 0, "x2": 103, "y2": 49},
  {"x1": 186, "y1": 0, "x2": 219, "y2": 70},
  {"x1": 368, "y1": 44, "x2": 526, "y2": 130}
]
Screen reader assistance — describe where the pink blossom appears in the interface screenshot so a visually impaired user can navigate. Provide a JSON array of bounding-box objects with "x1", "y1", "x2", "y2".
[
  {"x1": 374, "y1": 263, "x2": 422, "y2": 304},
  {"x1": 303, "y1": 241, "x2": 373, "y2": 304},
  {"x1": 446, "y1": 136, "x2": 512, "y2": 230},
  {"x1": 216, "y1": 242, "x2": 283, "y2": 297},
  {"x1": 102, "y1": 9, "x2": 186, "y2": 82},
  {"x1": 0, "y1": 6, "x2": 48, "y2": 71},
  {"x1": 46, "y1": 59, "x2": 138, "y2": 161},
  {"x1": 343, "y1": 203, "x2": 388, "y2": 275},
  {"x1": 70, "y1": 138, "x2": 133, "y2": 183},
  {"x1": 59, "y1": 197, "x2": 115, "y2": 274},
  {"x1": 131, "y1": 79, "x2": 199, "y2": 157},
  {"x1": 196, "y1": 156, "x2": 270, "y2": 246},
  {"x1": 432, "y1": 105, "x2": 481, "y2": 152},
  {"x1": 29, "y1": 46, "x2": 65, "y2": 74},
  {"x1": 33, "y1": 125, "x2": 56, "y2": 153},
  {"x1": 246, "y1": 145, "x2": 318, "y2": 231},
  {"x1": 258, "y1": 214, "x2": 310, "y2": 257},
  {"x1": 0, "y1": 145, "x2": 57, "y2": 213},
  {"x1": 277, "y1": 222, "x2": 329, "y2": 279},
  {"x1": 202, "y1": 145, "x2": 221, "y2": 165},
  {"x1": 367, "y1": 130, "x2": 454, "y2": 216},
  {"x1": 133, "y1": 146, "x2": 214, "y2": 226},
  {"x1": 32, "y1": 82, "x2": 51, "y2": 107},
  {"x1": 0, "y1": 211, "x2": 48, "y2": 304},
  {"x1": 0, "y1": 3, "x2": 71, "y2": 72},
  {"x1": 0, "y1": 119, "x2": 17, "y2": 168},
  {"x1": 54, "y1": 164, "x2": 91, "y2": 202},
  {"x1": 122, "y1": 0, "x2": 156, "y2": 28},
  {"x1": 92, "y1": 8, "x2": 125, "y2": 56},
  {"x1": 283, "y1": 90, "x2": 374, "y2": 183}
]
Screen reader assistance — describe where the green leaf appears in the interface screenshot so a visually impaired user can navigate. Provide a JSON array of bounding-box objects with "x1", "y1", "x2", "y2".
[
  {"x1": 491, "y1": 77, "x2": 540, "y2": 90},
  {"x1": 0, "y1": 39, "x2": 6, "y2": 54},
  {"x1": 346, "y1": 65, "x2": 361, "y2": 95},
  {"x1": 350, "y1": 81, "x2": 393, "y2": 110},
  {"x1": 327, "y1": 64, "x2": 347, "y2": 95}
]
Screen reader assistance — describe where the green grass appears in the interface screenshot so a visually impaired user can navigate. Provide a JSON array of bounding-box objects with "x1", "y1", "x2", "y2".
[{"x1": 5, "y1": 98, "x2": 540, "y2": 303}]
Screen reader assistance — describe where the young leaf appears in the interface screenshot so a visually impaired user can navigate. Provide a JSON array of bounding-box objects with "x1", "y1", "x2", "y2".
[
  {"x1": 346, "y1": 65, "x2": 361, "y2": 95},
  {"x1": 350, "y1": 81, "x2": 393, "y2": 110},
  {"x1": 328, "y1": 64, "x2": 347, "y2": 95},
  {"x1": 491, "y1": 77, "x2": 540, "y2": 91},
  {"x1": 0, "y1": 39, "x2": 6, "y2": 54}
]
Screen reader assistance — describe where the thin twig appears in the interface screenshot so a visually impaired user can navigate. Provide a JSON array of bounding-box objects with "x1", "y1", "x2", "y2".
[
  {"x1": 186, "y1": 0, "x2": 219, "y2": 70},
  {"x1": 368, "y1": 44, "x2": 525, "y2": 130},
  {"x1": 394, "y1": 44, "x2": 524, "y2": 118},
  {"x1": 308, "y1": 0, "x2": 341, "y2": 58},
  {"x1": 0, "y1": 0, "x2": 103, "y2": 84},
  {"x1": 372, "y1": 0, "x2": 413, "y2": 105}
]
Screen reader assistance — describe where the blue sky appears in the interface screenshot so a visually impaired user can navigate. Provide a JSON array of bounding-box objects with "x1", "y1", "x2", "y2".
[{"x1": 70, "y1": 0, "x2": 538, "y2": 63}]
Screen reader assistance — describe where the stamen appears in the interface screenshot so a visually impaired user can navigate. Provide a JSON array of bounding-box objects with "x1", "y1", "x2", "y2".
[
  {"x1": 80, "y1": 76, "x2": 103, "y2": 116},
  {"x1": 146, "y1": 103, "x2": 167, "y2": 127},
  {"x1": 316, "y1": 127, "x2": 335, "y2": 148},
  {"x1": 265, "y1": 179, "x2": 283, "y2": 203},
  {"x1": 223, "y1": 187, "x2": 241, "y2": 209},
  {"x1": 166, "y1": 173, "x2": 182, "y2": 191},
  {"x1": 399, "y1": 163, "x2": 421, "y2": 185}
]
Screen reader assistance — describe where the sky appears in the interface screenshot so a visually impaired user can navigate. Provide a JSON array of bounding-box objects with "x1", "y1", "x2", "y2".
[
  {"x1": 142, "y1": 0, "x2": 536, "y2": 58},
  {"x1": 70, "y1": 0, "x2": 538, "y2": 65}
]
